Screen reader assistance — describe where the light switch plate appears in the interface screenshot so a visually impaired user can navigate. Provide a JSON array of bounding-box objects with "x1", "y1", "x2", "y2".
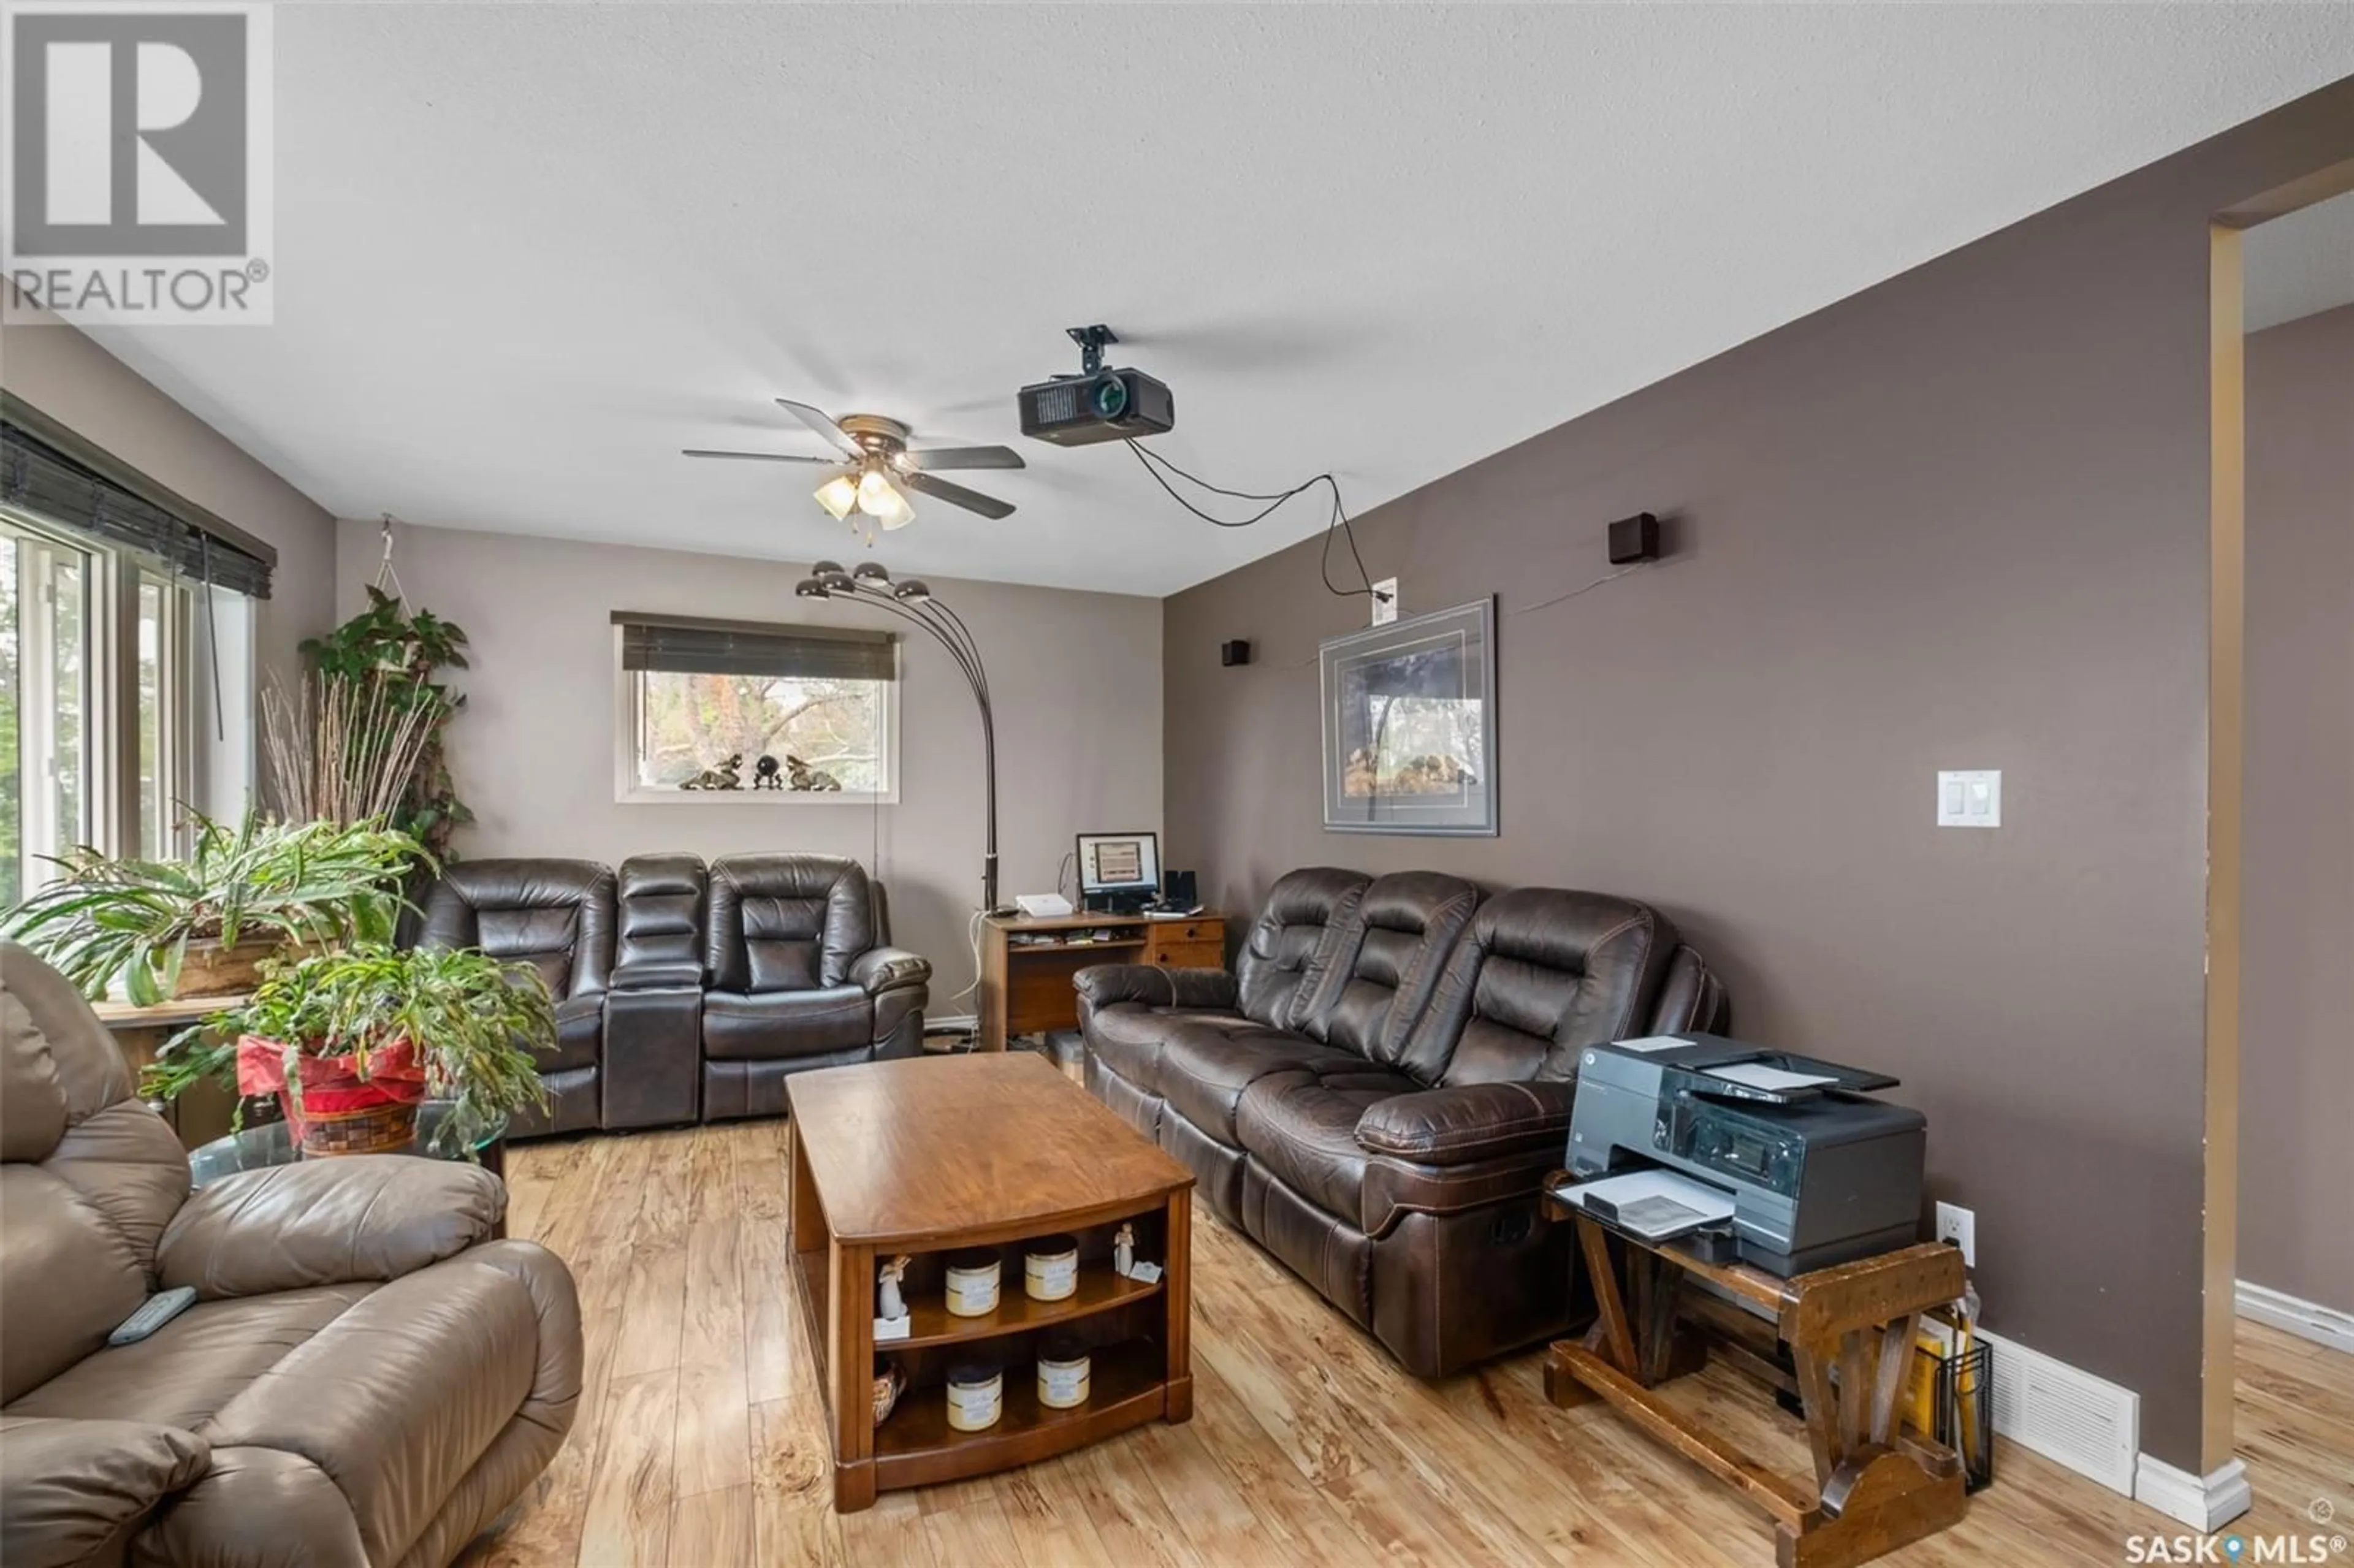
[
  {"x1": 1371, "y1": 577, "x2": 1398, "y2": 626},
  {"x1": 1937, "y1": 770, "x2": 2002, "y2": 828}
]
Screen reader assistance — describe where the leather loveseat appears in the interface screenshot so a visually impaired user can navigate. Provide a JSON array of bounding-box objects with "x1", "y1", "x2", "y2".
[
  {"x1": 1076, "y1": 867, "x2": 1726, "y2": 1377},
  {"x1": 410, "y1": 852, "x2": 931, "y2": 1133},
  {"x1": 0, "y1": 942, "x2": 582, "y2": 1568}
]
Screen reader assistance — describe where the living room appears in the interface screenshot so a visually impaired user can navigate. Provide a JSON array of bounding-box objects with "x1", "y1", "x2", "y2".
[{"x1": 1, "y1": 7, "x2": 2348, "y2": 1567}]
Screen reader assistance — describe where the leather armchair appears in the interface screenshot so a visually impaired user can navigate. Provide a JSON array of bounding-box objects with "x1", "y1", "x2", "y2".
[
  {"x1": 698, "y1": 854, "x2": 930, "y2": 1121},
  {"x1": 0, "y1": 942, "x2": 582, "y2": 1568},
  {"x1": 604, "y1": 854, "x2": 709, "y2": 1129},
  {"x1": 417, "y1": 859, "x2": 615, "y2": 1139}
]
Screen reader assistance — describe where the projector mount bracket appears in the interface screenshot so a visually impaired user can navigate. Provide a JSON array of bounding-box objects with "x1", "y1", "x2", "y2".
[{"x1": 1065, "y1": 324, "x2": 1119, "y2": 376}]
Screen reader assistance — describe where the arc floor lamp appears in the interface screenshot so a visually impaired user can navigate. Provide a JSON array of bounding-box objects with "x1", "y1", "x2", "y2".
[{"x1": 793, "y1": 560, "x2": 1002, "y2": 915}]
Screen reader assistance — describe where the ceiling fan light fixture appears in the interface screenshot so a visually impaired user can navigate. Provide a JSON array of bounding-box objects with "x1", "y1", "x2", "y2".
[{"x1": 813, "y1": 473, "x2": 859, "y2": 521}]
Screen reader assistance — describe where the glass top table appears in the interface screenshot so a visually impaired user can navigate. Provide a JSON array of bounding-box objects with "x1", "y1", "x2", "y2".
[{"x1": 187, "y1": 1100, "x2": 509, "y2": 1188}]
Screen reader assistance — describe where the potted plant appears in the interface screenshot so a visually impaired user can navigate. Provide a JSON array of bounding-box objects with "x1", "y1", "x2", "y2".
[
  {"x1": 297, "y1": 587, "x2": 473, "y2": 862},
  {"x1": 144, "y1": 943, "x2": 555, "y2": 1156},
  {"x1": 1, "y1": 810, "x2": 425, "y2": 1003}
]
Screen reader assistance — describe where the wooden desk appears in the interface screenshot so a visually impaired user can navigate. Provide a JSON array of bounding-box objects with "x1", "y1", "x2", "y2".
[
  {"x1": 1539, "y1": 1174, "x2": 1968, "y2": 1568},
  {"x1": 977, "y1": 911, "x2": 1225, "y2": 1052},
  {"x1": 784, "y1": 1053, "x2": 1194, "y2": 1511},
  {"x1": 93, "y1": 994, "x2": 248, "y2": 1150}
]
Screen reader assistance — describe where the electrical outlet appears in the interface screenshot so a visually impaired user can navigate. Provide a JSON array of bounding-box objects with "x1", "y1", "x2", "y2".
[
  {"x1": 1371, "y1": 577, "x2": 1398, "y2": 626},
  {"x1": 1935, "y1": 1201, "x2": 1976, "y2": 1268}
]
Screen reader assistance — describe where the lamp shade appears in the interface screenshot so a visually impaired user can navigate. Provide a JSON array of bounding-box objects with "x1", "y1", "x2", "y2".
[{"x1": 813, "y1": 474, "x2": 859, "y2": 522}]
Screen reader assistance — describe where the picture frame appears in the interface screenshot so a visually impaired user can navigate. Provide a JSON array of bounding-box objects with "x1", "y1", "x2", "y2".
[{"x1": 1319, "y1": 597, "x2": 1498, "y2": 835}]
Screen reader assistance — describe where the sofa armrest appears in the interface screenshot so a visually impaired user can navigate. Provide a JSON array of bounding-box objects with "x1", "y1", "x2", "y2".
[
  {"x1": 1, "y1": 1415, "x2": 211, "y2": 1568},
  {"x1": 611, "y1": 957, "x2": 704, "y2": 991},
  {"x1": 156, "y1": 1156, "x2": 503, "y2": 1300},
  {"x1": 1073, "y1": 964, "x2": 1237, "y2": 1011},
  {"x1": 849, "y1": 945, "x2": 931, "y2": 995},
  {"x1": 1355, "y1": 1080, "x2": 1579, "y2": 1166}
]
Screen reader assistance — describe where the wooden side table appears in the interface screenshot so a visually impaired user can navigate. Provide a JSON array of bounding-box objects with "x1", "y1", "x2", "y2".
[
  {"x1": 1540, "y1": 1173, "x2": 1968, "y2": 1568},
  {"x1": 92, "y1": 994, "x2": 248, "y2": 1149},
  {"x1": 977, "y1": 911, "x2": 1226, "y2": 1051}
]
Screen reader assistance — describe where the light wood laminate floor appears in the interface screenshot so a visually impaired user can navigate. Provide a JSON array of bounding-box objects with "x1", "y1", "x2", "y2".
[{"x1": 471, "y1": 1117, "x2": 2353, "y2": 1568}]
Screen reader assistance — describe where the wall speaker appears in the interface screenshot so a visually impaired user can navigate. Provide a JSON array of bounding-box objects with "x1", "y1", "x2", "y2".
[
  {"x1": 1607, "y1": 512, "x2": 1661, "y2": 565},
  {"x1": 1221, "y1": 639, "x2": 1252, "y2": 666}
]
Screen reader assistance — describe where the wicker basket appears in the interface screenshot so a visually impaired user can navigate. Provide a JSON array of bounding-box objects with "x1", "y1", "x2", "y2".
[{"x1": 297, "y1": 1098, "x2": 419, "y2": 1157}]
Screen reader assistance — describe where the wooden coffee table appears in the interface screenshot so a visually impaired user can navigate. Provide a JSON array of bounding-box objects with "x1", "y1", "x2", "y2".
[{"x1": 784, "y1": 1052, "x2": 1195, "y2": 1512}]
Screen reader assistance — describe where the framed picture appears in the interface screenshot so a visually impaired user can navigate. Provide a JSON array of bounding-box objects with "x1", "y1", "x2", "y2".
[{"x1": 1319, "y1": 597, "x2": 1498, "y2": 835}]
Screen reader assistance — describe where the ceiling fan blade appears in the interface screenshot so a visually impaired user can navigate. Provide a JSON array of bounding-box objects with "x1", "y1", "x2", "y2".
[
  {"x1": 775, "y1": 398, "x2": 866, "y2": 460},
  {"x1": 901, "y1": 470, "x2": 1016, "y2": 520},
  {"x1": 682, "y1": 447, "x2": 839, "y2": 464},
  {"x1": 901, "y1": 444, "x2": 1027, "y2": 473}
]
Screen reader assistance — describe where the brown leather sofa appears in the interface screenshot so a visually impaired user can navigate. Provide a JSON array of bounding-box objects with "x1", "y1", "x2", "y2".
[
  {"x1": 1076, "y1": 867, "x2": 1726, "y2": 1377},
  {"x1": 417, "y1": 858, "x2": 616, "y2": 1139},
  {"x1": 0, "y1": 942, "x2": 582, "y2": 1568},
  {"x1": 698, "y1": 853, "x2": 931, "y2": 1120}
]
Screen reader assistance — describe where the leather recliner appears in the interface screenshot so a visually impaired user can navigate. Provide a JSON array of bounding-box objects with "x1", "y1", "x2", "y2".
[
  {"x1": 0, "y1": 942, "x2": 582, "y2": 1568},
  {"x1": 417, "y1": 859, "x2": 616, "y2": 1139},
  {"x1": 1078, "y1": 870, "x2": 1726, "y2": 1377},
  {"x1": 698, "y1": 854, "x2": 931, "y2": 1121}
]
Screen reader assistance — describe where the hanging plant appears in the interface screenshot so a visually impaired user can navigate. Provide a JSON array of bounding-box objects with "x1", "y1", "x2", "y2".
[{"x1": 298, "y1": 586, "x2": 473, "y2": 861}]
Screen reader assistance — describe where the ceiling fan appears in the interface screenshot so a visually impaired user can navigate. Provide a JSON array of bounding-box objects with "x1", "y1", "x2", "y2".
[{"x1": 684, "y1": 399, "x2": 1024, "y2": 533}]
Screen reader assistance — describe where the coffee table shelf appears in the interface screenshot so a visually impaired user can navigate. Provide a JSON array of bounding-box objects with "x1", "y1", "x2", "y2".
[
  {"x1": 871, "y1": 1339, "x2": 1165, "y2": 1492},
  {"x1": 899, "y1": 1268, "x2": 1161, "y2": 1350}
]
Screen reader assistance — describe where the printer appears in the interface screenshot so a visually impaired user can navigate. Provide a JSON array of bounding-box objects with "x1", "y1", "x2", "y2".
[{"x1": 1563, "y1": 1033, "x2": 1926, "y2": 1276}]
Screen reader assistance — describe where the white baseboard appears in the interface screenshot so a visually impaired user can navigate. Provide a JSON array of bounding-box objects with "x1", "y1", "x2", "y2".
[
  {"x1": 2236, "y1": 1279, "x2": 2354, "y2": 1355},
  {"x1": 2133, "y1": 1455, "x2": 2253, "y2": 1531}
]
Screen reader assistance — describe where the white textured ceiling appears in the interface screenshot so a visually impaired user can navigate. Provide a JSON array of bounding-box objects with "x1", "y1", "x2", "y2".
[{"x1": 83, "y1": 3, "x2": 2354, "y2": 596}]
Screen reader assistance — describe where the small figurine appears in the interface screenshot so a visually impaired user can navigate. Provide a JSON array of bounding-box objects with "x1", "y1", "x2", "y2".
[
  {"x1": 1113, "y1": 1223, "x2": 1136, "y2": 1280},
  {"x1": 786, "y1": 753, "x2": 844, "y2": 792},
  {"x1": 878, "y1": 1254, "x2": 912, "y2": 1321},
  {"x1": 679, "y1": 753, "x2": 744, "y2": 791},
  {"x1": 752, "y1": 753, "x2": 785, "y2": 790}
]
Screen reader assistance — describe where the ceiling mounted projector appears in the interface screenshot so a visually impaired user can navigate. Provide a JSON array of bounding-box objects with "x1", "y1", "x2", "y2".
[{"x1": 1018, "y1": 325, "x2": 1175, "y2": 447}]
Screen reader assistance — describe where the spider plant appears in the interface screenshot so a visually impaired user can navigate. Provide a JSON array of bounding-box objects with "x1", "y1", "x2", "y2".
[
  {"x1": 144, "y1": 942, "x2": 554, "y2": 1132},
  {"x1": 0, "y1": 810, "x2": 427, "y2": 1003}
]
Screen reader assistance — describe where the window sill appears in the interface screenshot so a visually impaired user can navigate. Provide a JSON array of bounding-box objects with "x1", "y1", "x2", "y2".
[{"x1": 616, "y1": 787, "x2": 900, "y2": 807}]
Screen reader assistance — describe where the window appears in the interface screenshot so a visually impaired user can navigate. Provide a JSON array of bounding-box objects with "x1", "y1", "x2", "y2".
[
  {"x1": 2, "y1": 518, "x2": 92, "y2": 904},
  {"x1": 614, "y1": 613, "x2": 897, "y2": 802}
]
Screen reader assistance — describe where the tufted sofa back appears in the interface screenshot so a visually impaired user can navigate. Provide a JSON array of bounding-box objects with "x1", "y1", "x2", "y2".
[
  {"x1": 616, "y1": 853, "x2": 707, "y2": 976},
  {"x1": 418, "y1": 859, "x2": 616, "y2": 1001},
  {"x1": 1298, "y1": 870, "x2": 1482, "y2": 1072},
  {"x1": 1232, "y1": 867, "x2": 1370, "y2": 1031},
  {"x1": 1398, "y1": 887, "x2": 1680, "y2": 1087},
  {"x1": 1, "y1": 943, "x2": 192, "y2": 1404},
  {"x1": 705, "y1": 854, "x2": 877, "y2": 993}
]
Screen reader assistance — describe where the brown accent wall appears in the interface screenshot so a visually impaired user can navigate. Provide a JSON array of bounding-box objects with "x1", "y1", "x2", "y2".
[
  {"x1": 1163, "y1": 79, "x2": 2354, "y2": 1468},
  {"x1": 2240, "y1": 303, "x2": 2354, "y2": 1317}
]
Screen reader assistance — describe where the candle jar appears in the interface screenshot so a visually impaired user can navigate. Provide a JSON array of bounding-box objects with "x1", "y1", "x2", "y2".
[
  {"x1": 943, "y1": 1250, "x2": 1000, "y2": 1317},
  {"x1": 1036, "y1": 1333, "x2": 1092, "y2": 1410},
  {"x1": 1023, "y1": 1234, "x2": 1080, "y2": 1303},
  {"x1": 946, "y1": 1363, "x2": 1003, "y2": 1433}
]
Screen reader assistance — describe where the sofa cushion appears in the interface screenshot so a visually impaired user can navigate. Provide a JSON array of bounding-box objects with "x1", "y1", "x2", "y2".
[
  {"x1": 1233, "y1": 868, "x2": 1371, "y2": 1031},
  {"x1": 1401, "y1": 887, "x2": 1680, "y2": 1084},
  {"x1": 1157, "y1": 1024, "x2": 1357, "y2": 1144},
  {"x1": 4, "y1": 1285, "x2": 375, "y2": 1431},
  {"x1": 1233, "y1": 1065, "x2": 1419, "y2": 1223},
  {"x1": 0, "y1": 1414, "x2": 210, "y2": 1568},
  {"x1": 702, "y1": 986, "x2": 874, "y2": 1060},
  {"x1": 1308, "y1": 872, "x2": 1482, "y2": 1073}
]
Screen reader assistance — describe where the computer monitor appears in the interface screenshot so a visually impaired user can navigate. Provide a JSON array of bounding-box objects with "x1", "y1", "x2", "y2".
[{"x1": 1075, "y1": 831, "x2": 1161, "y2": 912}]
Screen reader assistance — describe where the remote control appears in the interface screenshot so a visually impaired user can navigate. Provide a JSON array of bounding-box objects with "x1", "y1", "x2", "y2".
[{"x1": 107, "y1": 1285, "x2": 197, "y2": 1346}]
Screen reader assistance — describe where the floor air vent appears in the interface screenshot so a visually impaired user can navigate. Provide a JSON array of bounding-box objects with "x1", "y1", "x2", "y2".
[{"x1": 1977, "y1": 1327, "x2": 2139, "y2": 1494}]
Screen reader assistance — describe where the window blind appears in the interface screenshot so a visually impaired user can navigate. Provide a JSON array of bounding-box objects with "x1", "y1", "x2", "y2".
[
  {"x1": 614, "y1": 611, "x2": 896, "y2": 681},
  {"x1": 0, "y1": 416, "x2": 275, "y2": 599}
]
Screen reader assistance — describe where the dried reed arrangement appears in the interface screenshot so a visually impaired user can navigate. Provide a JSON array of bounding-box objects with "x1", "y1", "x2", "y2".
[{"x1": 263, "y1": 671, "x2": 437, "y2": 828}]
